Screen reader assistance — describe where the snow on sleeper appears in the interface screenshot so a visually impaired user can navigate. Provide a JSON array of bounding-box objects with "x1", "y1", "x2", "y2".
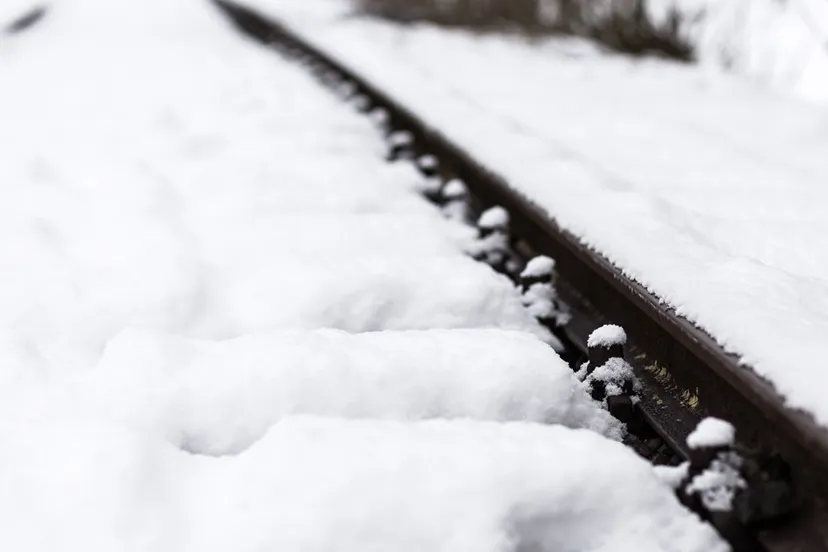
[
  {"x1": 88, "y1": 328, "x2": 622, "y2": 455},
  {"x1": 203, "y1": 255, "x2": 560, "y2": 347},
  {"x1": 0, "y1": 415, "x2": 727, "y2": 552},
  {"x1": 192, "y1": 213, "x2": 474, "y2": 262}
]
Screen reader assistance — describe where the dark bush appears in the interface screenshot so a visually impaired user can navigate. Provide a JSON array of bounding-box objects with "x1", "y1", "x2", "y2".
[{"x1": 353, "y1": 0, "x2": 694, "y2": 61}]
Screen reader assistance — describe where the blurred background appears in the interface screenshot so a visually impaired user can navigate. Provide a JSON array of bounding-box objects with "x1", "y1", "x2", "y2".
[{"x1": 352, "y1": 0, "x2": 828, "y2": 102}]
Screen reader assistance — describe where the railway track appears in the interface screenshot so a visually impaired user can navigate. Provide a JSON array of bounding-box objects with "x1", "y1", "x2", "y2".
[{"x1": 213, "y1": 2, "x2": 828, "y2": 550}]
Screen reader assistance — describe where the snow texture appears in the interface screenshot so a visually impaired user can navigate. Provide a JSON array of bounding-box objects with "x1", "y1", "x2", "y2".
[
  {"x1": 583, "y1": 357, "x2": 640, "y2": 399},
  {"x1": 686, "y1": 417, "x2": 736, "y2": 450},
  {"x1": 194, "y1": 255, "x2": 559, "y2": 342},
  {"x1": 247, "y1": 2, "x2": 828, "y2": 429},
  {"x1": 0, "y1": 415, "x2": 727, "y2": 552},
  {"x1": 197, "y1": 213, "x2": 475, "y2": 260},
  {"x1": 0, "y1": 0, "x2": 727, "y2": 550},
  {"x1": 89, "y1": 328, "x2": 623, "y2": 455},
  {"x1": 587, "y1": 324, "x2": 628, "y2": 348}
]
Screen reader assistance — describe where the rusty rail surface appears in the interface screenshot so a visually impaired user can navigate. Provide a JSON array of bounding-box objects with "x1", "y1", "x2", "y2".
[{"x1": 213, "y1": 1, "x2": 828, "y2": 549}]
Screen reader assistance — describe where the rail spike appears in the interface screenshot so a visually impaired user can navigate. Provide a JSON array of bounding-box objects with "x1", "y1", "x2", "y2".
[
  {"x1": 440, "y1": 179, "x2": 471, "y2": 223},
  {"x1": 578, "y1": 325, "x2": 641, "y2": 430},
  {"x1": 520, "y1": 255, "x2": 570, "y2": 330},
  {"x1": 387, "y1": 130, "x2": 414, "y2": 162}
]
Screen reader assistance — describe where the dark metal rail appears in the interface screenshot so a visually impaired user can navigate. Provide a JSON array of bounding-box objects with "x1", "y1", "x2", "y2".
[
  {"x1": 2, "y1": 5, "x2": 46, "y2": 35},
  {"x1": 212, "y1": 2, "x2": 828, "y2": 549}
]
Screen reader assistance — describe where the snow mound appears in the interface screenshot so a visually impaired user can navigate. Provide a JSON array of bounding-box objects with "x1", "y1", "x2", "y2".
[
  {"x1": 193, "y1": 213, "x2": 474, "y2": 262},
  {"x1": 0, "y1": 415, "x2": 726, "y2": 552},
  {"x1": 89, "y1": 328, "x2": 622, "y2": 455},
  {"x1": 197, "y1": 255, "x2": 555, "y2": 340},
  {"x1": 191, "y1": 417, "x2": 728, "y2": 552}
]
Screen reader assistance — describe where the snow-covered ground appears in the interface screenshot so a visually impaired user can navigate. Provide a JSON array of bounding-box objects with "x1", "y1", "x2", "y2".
[
  {"x1": 247, "y1": 0, "x2": 828, "y2": 430},
  {"x1": 0, "y1": 0, "x2": 724, "y2": 550}
]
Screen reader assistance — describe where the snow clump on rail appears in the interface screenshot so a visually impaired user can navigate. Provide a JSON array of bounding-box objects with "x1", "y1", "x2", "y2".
[
  {"x1": 521, "y1": 255, "x2": 555, "y2": 279},
  {"x1": 587, "y1": 324, "x2": 628, "y2": 347},
  {"x1": 89, "y1": 328, "x2": 624, "y2": 455},
  {"x1": 478, "y1": 205, "x2": 509, "y2": 230},
  {"x1": 686, "y1": 417, "x2": 736, "y2": 450}
]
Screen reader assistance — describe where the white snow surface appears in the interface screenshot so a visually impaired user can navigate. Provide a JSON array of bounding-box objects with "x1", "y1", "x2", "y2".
[
  {"x1": 0, "y1": 0, "x2": 726, "y2": 550},
  {"x1": 89, "y1": 328, "x2": 623, "y2": 455},
  {"x1": 247, "y1": 0, "x2": 828, "y2": 428},
  {"x1": 0, "y1": 415, "x2": 727, "y2": 552},
  {"x1": 687, "y1": 417, "x2": 737, "y2": 449},
  {"x1": 195, "y1": 255, "x2": 557, "y2": 339},
  {"x1": 0, "y1": 0, "x2": 549, "y2": 364},
  {"x1": 196, "y1": 213, "x2": 475, "y2": 259}
]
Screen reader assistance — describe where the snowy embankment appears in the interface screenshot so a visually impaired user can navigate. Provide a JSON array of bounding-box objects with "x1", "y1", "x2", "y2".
[
  {"x1": 0, "y1": 0, "x2": 724, "y2": 550},
  {"x1": 248, "y1": 0, "x2": 828, "y2": 431}
]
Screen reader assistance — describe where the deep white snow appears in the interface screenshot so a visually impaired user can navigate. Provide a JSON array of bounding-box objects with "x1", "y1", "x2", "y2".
[
  {"x1": 0, "y1": 415, "x2": 728, "y2": 552},
  {"x1": 89, "y1": 328, "x2": 623, "y2": 455},
  {"x1": 247, "y1": 0, "x2": 828, "y2": 429},
  {"x1": 0, "y1": 0, "x2": 727, "y2": 550}
]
